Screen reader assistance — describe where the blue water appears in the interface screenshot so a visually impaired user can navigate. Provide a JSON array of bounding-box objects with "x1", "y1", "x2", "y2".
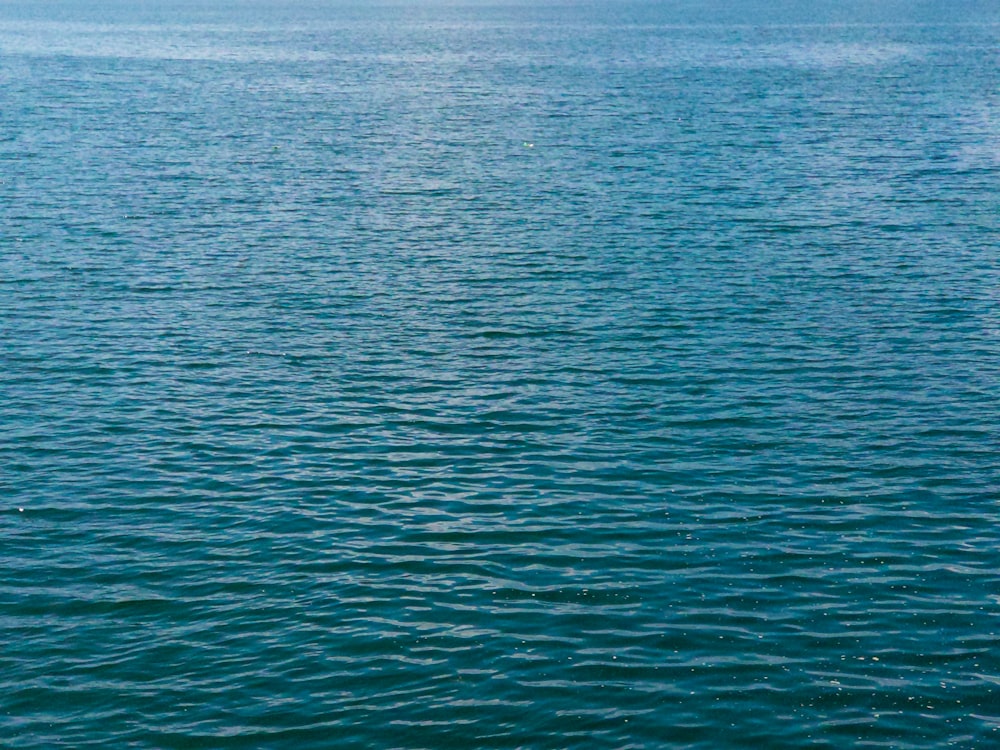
[{"x1": 2, "y1": 1, "x2": 1000, "y2": 747}]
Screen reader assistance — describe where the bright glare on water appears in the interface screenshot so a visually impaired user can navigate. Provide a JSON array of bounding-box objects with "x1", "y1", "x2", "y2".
[{"x1": 2, "y1": 1, "x2": 999, "y2": 748}]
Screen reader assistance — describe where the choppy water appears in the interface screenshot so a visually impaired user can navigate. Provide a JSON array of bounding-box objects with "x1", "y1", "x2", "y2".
[{"x1": 2, "y1": 1, "x2": 1000, "y2": 747}]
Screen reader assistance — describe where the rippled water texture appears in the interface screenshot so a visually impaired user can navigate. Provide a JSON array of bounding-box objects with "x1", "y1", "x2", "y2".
[{"x1": 2, "y1": 1, "x2": 1000, "y2": 747}]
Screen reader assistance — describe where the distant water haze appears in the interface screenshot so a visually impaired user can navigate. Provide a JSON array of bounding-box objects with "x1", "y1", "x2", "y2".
[{"x1": 2, "y1": 0, "x2": 999, "y2": 748}]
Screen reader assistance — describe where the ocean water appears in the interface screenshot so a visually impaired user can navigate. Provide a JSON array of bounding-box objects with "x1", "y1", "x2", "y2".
[{"x1": 2, "y1": 0, "x2": 1000, "y2": 747}]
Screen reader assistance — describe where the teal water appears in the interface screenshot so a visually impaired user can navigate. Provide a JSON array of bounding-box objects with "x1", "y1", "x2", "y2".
[{"x1": 2, "y1": 1, "x2": 1000, "y2": 747}]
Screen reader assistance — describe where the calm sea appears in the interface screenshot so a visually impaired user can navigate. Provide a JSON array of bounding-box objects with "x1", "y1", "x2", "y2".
[{"x1": 2, "y1": 1, "x2": 999, "y2": 747}]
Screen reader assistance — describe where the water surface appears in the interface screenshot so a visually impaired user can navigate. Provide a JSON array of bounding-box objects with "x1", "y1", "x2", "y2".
[{"x1": 2, "y1": 1, "x2": 1000, "y2": 747}]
